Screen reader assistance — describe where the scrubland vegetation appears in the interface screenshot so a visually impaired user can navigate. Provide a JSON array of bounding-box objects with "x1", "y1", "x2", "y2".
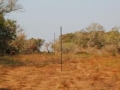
[
  {"x1": 55, "y1": 23, "x2": 120, "y2": 56},
  {"x1": 0, "y1": 0, "x2": 120, "y2": 55},
  {"x1": 0, "y1": 0, "x2": 120, "y2": 90}
]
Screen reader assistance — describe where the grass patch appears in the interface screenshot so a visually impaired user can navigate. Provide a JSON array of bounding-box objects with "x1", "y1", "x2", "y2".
[
  {"x1": 0, "y1": 56, "x2": 25, "y2": 67},
  {"x1": 75, "y1": 51, "x2": 92, "y2": 58},
  {"x1": 25, "y1": 60, "x2": 52, "y2": 67},
  {"x1": 0, "y1": 88, "x2": 10, "y2": 90},
  {"x1": 105, "y1": 59, "x2": 120, "y2": 67},
  {"x1": 0, "y1": 55, "x2": 57, "y2": 67}
]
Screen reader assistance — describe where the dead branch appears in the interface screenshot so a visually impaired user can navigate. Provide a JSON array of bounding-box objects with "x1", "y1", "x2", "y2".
[{"x1": 0, "y1": 0, "x2": 22, "y2": 15}]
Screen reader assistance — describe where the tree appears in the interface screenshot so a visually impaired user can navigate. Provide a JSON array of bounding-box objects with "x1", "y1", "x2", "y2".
[
  {"x1": 74, "y1": 30, "x2": 89, "y2": 48},
  {"x1": 0, "y1": 0, "x2": 22, "y2": 15},
  {"x1": 45, "y1": 42, "x2": 51, "y2": 53},
  {"x1": 0, "y1": 15, "x2": 17, "y2": 54},
  {"x1": 24, "y1": 38, "x2": 44, "y2": 53},
  {"x1": 54, "y1": 23, "x2": 120, "y2": 54},
  {"x1": 10, "y1": 28, "x2": 45, "y2": 54},
  {"x1": 9, "y1": 28, "x2": 26, "y2": 53},
  {"x1": 86, "y1": 23, "x2": 105, "y2": 49},
  {"x1": 104, "y1": 26, "x2": 120, "y2": 54},
  {"x1": 61, "y1": 33, "x2": 75, "y2": 43},
  {"x1": 0, "y1": 0, "x2": 22, "y2": 54},
  {"x1": 0, "y1": 14, "x2": 6, "y2": 53}
]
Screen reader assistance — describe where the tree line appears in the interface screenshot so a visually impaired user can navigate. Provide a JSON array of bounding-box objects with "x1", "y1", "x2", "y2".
[
  {"x1": 0, "y1": 0, "x2": 44, "y2": 55},
  {"x1": 1, "y1": 0, "x2": 120, "y2": 55},
  {"x1": 54, "y1": 23, "x2": 120, "y2": 55}
]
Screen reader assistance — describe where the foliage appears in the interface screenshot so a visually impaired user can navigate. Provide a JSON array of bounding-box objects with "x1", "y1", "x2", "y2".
[
  {"x1": 104, "y1": 27, "x2": 120, "y2": 54},
  {"x1": 0, "y1": 14, "x2": 17, "y2": 54},
  {"x1": 0, "y1": 0, "x2": 22, "y2": 54},
  {"x1": 10, "y1": 29, "x2": 45, "y2": 54},
  {"x1": 54, "y1": 23, "x2": 120, "y2": 54},
  {"x1": 61, "y1": 33, "x2": 75, "y2": 43},
  {"x1": 74, "y1": 30, "x2": 89, "y2": 48},
  {"x1": 0, "y1": 56, "x2": 25, "y2": 67},
  {"x1": 0, "y1": 0, "x2": 22, "y2": 15},
  {"x1": 0, "y1": 0, "x2": 45, "y2": 55},
  {"x1": 62, "y1": 42, "x2": 76, "y2": 53},
  {"x1": 23, "y1": 38, "x2": 45, "y2": 54}
]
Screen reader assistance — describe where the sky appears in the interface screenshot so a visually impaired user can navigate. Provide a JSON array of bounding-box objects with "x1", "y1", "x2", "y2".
[{"x1": 6, "y1": 0, "x2": 120, "y2": 42}]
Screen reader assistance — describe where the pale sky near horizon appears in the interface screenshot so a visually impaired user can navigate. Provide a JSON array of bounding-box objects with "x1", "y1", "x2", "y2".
[{"x1": 5, "y1": 0, "x2": 120, "y2": 42}]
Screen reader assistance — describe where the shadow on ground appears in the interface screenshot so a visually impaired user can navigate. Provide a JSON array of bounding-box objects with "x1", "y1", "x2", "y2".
[
  {"x1": 0, "y1": 57, "x2": 25, "y2": 67},
  {"x1": 0, "y1": 88, "x2": 10, "y2": 90},
  {"x1": 0, "y1": 56, "x2": 68, "y2": 67}
]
